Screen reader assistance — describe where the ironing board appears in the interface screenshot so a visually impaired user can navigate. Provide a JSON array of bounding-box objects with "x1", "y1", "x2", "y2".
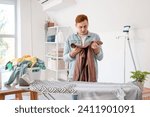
[{"x1": 30, "y1": 80, "x2": 142, "y2": 100}]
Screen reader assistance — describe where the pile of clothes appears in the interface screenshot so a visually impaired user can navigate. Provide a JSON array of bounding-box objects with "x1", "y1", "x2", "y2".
[{"x1": 5, "y1": 55, "x2": 46, "y2": 86}]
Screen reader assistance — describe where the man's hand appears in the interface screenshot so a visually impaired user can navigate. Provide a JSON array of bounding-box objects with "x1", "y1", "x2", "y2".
[
  {"x1": 69, "y1": 47, "x2": 82, "y2": 58},
  {"x1": 91, "y1": 42, "x2": 101, "y2": 54}
]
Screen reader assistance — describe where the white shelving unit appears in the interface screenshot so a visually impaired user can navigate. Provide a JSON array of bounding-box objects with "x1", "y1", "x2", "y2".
[{"x1": 45, "y1": 26, "x2": 72, "y2": 81}]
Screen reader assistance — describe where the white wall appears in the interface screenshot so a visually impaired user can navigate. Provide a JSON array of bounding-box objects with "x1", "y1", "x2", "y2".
[
  {"x1": 18, "y1": 0, "x2": 32, "y2": 56},
  {"x1": 99, "y1": 29, "x2": 150, "y2": 85},
  {"x1": 18, "y1": 0, "x2": 46, "y2": 60},
  {"x1": 46, "y1": 0, "x2": 150, "y2": 86},
  {"x1": 47, "y1": 0, "x2": 150, "y2": 32}
]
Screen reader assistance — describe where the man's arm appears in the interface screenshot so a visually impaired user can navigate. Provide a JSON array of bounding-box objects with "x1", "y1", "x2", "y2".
[
  {"x1": 63, "y1": 38, "x2": 75, "y2": 62},
  {"x1": 95, "y1": 47, "x2": 103, "y2": 61},
  {"x1": 91, "y1": 34, "x2": 103, "y2": 61},
  {"x1": 91, "y1": 41, "x2": 101, "y2": 54},
  {"x1": 69, "y1": 47, "x2": 81, "y2": 58},
  {"x1": 91, "y1": 41, "x2": 103, "y2": 61}
]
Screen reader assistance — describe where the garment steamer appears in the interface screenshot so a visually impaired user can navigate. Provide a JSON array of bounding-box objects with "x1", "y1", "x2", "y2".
[
  {"x1": 123, "y1": 25, "x2": 137, "y2": 83},
  {"x1": 117, "y1": 26, "x2": 137, "y2": 83}
]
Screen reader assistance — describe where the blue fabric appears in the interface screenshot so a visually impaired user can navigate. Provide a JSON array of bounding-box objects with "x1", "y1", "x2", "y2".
[
  {"x1": 5, "y1": 59, "x2": 46, "y2": 86},
  {"x1": 5, "y1": 61, "x2": 30, "y2": 86}
]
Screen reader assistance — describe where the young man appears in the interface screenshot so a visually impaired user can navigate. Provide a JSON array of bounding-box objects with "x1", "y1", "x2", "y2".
[{"x1": 63, "y1": 14, "x2": 103, "y2": 81}]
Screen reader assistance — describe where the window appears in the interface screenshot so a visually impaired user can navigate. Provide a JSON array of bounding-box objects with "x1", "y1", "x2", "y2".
[{"x1": 0, "y1": 0, "x2": 16, "y2": 68}]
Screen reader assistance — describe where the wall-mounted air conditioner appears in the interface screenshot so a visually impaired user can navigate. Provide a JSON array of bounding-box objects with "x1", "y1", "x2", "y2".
[{"x1": 37, "y1": 0, "x2": 75, "y2": 11}]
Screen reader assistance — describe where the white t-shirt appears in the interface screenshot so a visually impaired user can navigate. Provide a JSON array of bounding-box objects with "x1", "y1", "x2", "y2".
[
  {"x1": 79, "y1": 35, "x2": 87, "y2": 46},
  {"x1": 81, "y1": 36, "x2": 87, "y2": 46}
]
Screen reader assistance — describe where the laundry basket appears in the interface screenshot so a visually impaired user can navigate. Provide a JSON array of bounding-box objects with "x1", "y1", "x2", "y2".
[
  {"x1": 27, "y1": 67, "x2": 41, "y2": 81},
  {"x1": 19, "y1": 67, "x2": 42, "y2": 86}
]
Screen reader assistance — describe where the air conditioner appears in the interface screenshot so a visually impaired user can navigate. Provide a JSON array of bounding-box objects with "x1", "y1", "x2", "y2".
[{"x1": 37, "y1": 0, "x2": 75, "y2": 11}]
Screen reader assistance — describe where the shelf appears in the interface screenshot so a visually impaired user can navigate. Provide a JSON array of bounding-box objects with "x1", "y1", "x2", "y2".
[
  {"x1": 48, "y1": 26, "x2": 70, "y2": 29},
  {"x1": 45, "y1": 42, "x2": 56, "y2": 44},
  {"x1": 44, "y1": 26, "x2": 72, "y2": 81},
  {"x1": 45, "y1": 42, "x2": 64, "y2": 44},
  {"x1": 47, "y1": 67, "x2": 68, "y2": 72},
  {"x1": 46, "y1": 55, "x2": 63, "y2": 59}
]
